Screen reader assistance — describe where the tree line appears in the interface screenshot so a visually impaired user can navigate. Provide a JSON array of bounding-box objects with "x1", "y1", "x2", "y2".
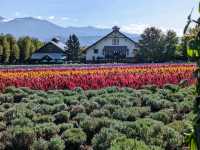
[
  {"x1": 0, "y1": 34, "x2": 44, "y2": 64},
  {"x1": 135, "y1": 27, "x2": 186, "y2": 63}
]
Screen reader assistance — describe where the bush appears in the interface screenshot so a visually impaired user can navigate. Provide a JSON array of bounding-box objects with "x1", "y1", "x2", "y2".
[
  {"x1": 90, "y1": 109, "x2": 111, "y2": 118},
  {"x1": 70, "y1": 105, "x2": 85, "y2": 117},
  {"x1": 150, "y1": 111, "x2": 172, "y2": 124},
  {"x1": 33, "y1": 115, "x2": 53, "y2": 124},
  {"x1": 80, "y1": 117, "x2": 112, "y2": 142},
  {"x1": 62, "y1": 128, "x2": 86, "y2": 150},
  {"x1": 32, "y1": 104, "x2": 53, "y2": 115},
  {"x1": 49, "y1": 136, "x2": 65, "y2": 150},
  {"x1": 164, "y1": 84, "x2": 180, "y2": 93},
  {"x1": 54, "y1": 111, "x2": 70, "y2": 124},
  {"x1": 110, "y1": 137, "x2": 151, "y2": 150},
  {"x1": 12, "y1": 117, "x2": 33, "y2": 127},
  {"x1": 30, "y1": 138, "x2": 49, "y2": 150},
  {"x1": 112, "y1": 107, "x2": 150, "y2": 121},
  {"x1": 92, "y1": 128, "x2": 124, "y2": 150},
  {"x1": 0, "y1": 122, "x2": 6, "y2": 132},
  {"x1": 10, "y1": 127, "x2": 36, "y2": 150},
  {"x1": 34, "y1": 123, "x2": 59, "y2": 140},
  {"x1": 167, "y1": 120, "x2": 192, "y2": 135},
  {"x1": 52, "y1": 104, "x2": 67, "y2": 114},
  {"x1": 58, "y1": 123, "x2": 74, "y2": 134}
]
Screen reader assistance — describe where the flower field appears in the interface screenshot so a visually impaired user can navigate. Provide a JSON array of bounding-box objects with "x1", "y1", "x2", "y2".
[{"x1": 0, "y1": 64, "x2": 195, "y2": 91}]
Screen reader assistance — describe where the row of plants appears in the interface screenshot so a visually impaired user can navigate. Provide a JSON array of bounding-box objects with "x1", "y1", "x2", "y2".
[
  {"x1": 0, "y1": 64, "x2": 195, "y2": 91},
  {"x1": 0, "y1": 84, "x2": 196, "y2": 149}
]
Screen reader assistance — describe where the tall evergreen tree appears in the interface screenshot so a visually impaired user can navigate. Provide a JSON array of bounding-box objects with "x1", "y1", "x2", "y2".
[{"x1": 66, "y1": 34, "x2": 80, "y2": 61}]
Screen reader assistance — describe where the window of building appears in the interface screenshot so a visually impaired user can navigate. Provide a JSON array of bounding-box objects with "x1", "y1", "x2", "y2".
[
  {"x1": 112, "y1": 38, "x2": 119, "y2": 45},
  {"x1": 94, "y1": 49, "x2": 99, "y2": 54}
]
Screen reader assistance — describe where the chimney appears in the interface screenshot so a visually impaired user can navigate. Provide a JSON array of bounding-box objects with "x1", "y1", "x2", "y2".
[
  {"x1": 112, "y1": 26, "x2": 120, "y2": 32},
  {"x1": 52, "y1": 37, "x2": 60, "y2": 43}
]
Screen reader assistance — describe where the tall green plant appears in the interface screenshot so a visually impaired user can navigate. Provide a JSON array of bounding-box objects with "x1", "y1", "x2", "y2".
[{"x1": 184, "y1": 2, "x2": 200, "y2": 150}]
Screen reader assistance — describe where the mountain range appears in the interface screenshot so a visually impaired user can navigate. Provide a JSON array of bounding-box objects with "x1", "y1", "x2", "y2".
[{"x1": 0, "y1": 17, "x2": 140, "y2": 46}]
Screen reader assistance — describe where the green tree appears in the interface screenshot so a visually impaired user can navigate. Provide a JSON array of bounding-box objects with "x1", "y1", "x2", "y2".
[
  {"x1": 66, "y1": 34, "x2": 80, "y2": 61},
  {"x1": 135, "y1": 27, "x2": 165, "y2": 63},
  {"x1": 2, "y1": 36, "x2": 10, "y2": 64},
  {"x1": 18, "y1": 37, "x2": 32, "y2": 63},
  {"x1": 164, "y1": 30, "x2": 179, "y2": 61},
  {"x1": 6, "y1": 34, "x2": 20, "y2": 63}
]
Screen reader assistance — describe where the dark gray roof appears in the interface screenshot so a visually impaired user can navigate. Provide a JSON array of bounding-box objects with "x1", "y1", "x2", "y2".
[{"x1": 31, "y1": 53, "x2": 66, "y2": 60}]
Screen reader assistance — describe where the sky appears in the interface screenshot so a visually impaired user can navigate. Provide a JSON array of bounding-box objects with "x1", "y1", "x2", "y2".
[{"x1": 0, "y1": 0, "x2": 199, "y2": 35}]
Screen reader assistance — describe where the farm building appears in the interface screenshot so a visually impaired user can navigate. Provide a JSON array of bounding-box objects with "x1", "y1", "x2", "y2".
[
  {"x1": 84, "y1": 26, "x2": 137, "y2": 63},
  {"x1": 30, "y1": 38, "x2": 67, "y2": 64}
]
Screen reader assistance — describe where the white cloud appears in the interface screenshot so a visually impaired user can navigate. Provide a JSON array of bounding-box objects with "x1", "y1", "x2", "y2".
[
  {"x1": 36, "y1": 16, "x2": 43, "y2": 20},
  {"x1": 121, "y1": 24, "x2": 150, "y2": 34},
  {"x1": 48, "y1": 16, "x2": 55, "y2": 20},
  {"x1": 61, "y1": 17, "x2": 70, "y2": 21},
  {"x1": 120, "y1": 24, "x2": 182, "y2": 36},
  {"x1": 15, "y1": 12, "x2": 21, "y2": 17}
]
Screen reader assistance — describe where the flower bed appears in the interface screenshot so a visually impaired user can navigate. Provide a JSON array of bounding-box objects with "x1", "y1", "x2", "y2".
[{"x1": 0, "y1": 63, "x2": 195, "y2": 91}]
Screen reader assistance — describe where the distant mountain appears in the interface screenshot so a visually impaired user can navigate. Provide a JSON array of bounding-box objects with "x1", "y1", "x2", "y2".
[
  {"x1": 0, "y1": 17, "x2": 140, "y2": 46},
  {"x1": 0, "y1": 16, "x2": 5, "y2": 22}
]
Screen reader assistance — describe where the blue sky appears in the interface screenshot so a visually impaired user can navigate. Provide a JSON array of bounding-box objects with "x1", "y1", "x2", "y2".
[{"x1": 1, "y1": 0, "x2": 199, "y2": 34}]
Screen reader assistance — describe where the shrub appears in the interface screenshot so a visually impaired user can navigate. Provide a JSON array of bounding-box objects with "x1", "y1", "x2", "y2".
[
  {"x1": 70, "y1": 105, "x2": 85, "y2": 117},
  {"x1": 80, "y1": 117, "x2": 112, "y2": 142},
  {"x1": 73, "y1": 113, "x2": 90, "y2": 123},
  {"x1": 126, "y1": 118, "x2": 164, "y2": 145},
  {"x1": 10, "y1": 127, "x2": 36, "y2": 150},
  {"x1": 0, "y1": 122, "x2": 6, "y2": 132},
  {"x1": 12, "y1": 117, "x2": 33, "y2": 127},
  {"x1": 49, "y1": 136, "x2": 65, "y2": 150},
  {"x1": 52, "y1": 104, "x2": 67, "y2": 114},
  {"x1": 161, "y1": 126, "x2": 184, "y2": 149},
  {"x1": 150, "y1": 111, "x2": 172, "y2": 124},
  {"x1": 54, "y1": 111, "x2": 70, "y2": 124},
  {"x1": 32, "y1": 104, "x2": 53, "y2": 115},
  {"x1": 62, "y1": 128, "x2": 86, "y2": 150},
  {"x1": 34, "y1": 123, "x2": 59, "y2": 140},
  {"x1": 110, "y1": 137, "x2": 151, "y2": 150},
  {"x1": 167, "y1": 120, "x2": 192, "y2": 135},
  {"x1": 30, "y1": 138, "x2": 49, "y2": 150},
  {"x1": 82, "y1": 101, "x2": 99, "y2": 114},
  {"x1": 90, "y1": 109, "x2": 111, "y2": 118},
  {"x1": 147, "y1": 99, "x2": 172, "y2": 112},
  {"x1": 112, "y1": 107, "x2": 150, "y2": 121},
  {"x1": 92, "y1": 128, "x2": 124, "y2": 150},
  {"x1": 58, "y1": 123, "x2": 74, "y2": 134},
  {"x1": 33, "y1": 115, "x2": 53, "y2": 124},
  {"x1": 164, "y1": 84, "x2": 180, "y2": 93}
]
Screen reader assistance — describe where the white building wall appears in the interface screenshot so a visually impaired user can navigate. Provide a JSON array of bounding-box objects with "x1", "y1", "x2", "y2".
[{"x1": 86, "y1": 32, "x2": 136, "y2": 61}]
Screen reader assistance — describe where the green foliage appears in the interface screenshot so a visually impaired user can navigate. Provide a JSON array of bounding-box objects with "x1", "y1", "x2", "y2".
[
  {"x1": 54, "y1": 111, "x2": 70, "y2": 124},
  {"x1": 0, "y1": 86, "x2": 196, "y2": 149},
  {"x1": 135, "y1": 27, "x2": 178, "y2": 62},
  {"x1": 10, "y1": 127, "x2": 36, "y2": 150},
  {"x1": 31, "y1": 138, "x2": 49, "y2": 150},
  {"x1": 66, "y1": 34, "x2": 81, "y2": 61},
  {"x1": 49, "y1": 136, "x2": 65, "y2": 150},
  {"x1": 110, "y1": 137, "x2": 155, "y2": 150},
  {"x1": 92, "y1": 128, "x2": 124, "y2": 150},
  {"x1": 34, "y1": 123, "x2": 59, "y2": 140},
  {"x1": 62, "y1": 128, "x2": 86, "y2": 149}
]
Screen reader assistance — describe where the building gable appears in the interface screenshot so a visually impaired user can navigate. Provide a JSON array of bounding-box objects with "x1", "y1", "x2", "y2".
[
  {"x1": 84, "y1": 26, "x2": 137, "y2": 52},
  {"x1": 35, "y1": 42, "x2": 66, "y2": 54}
]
